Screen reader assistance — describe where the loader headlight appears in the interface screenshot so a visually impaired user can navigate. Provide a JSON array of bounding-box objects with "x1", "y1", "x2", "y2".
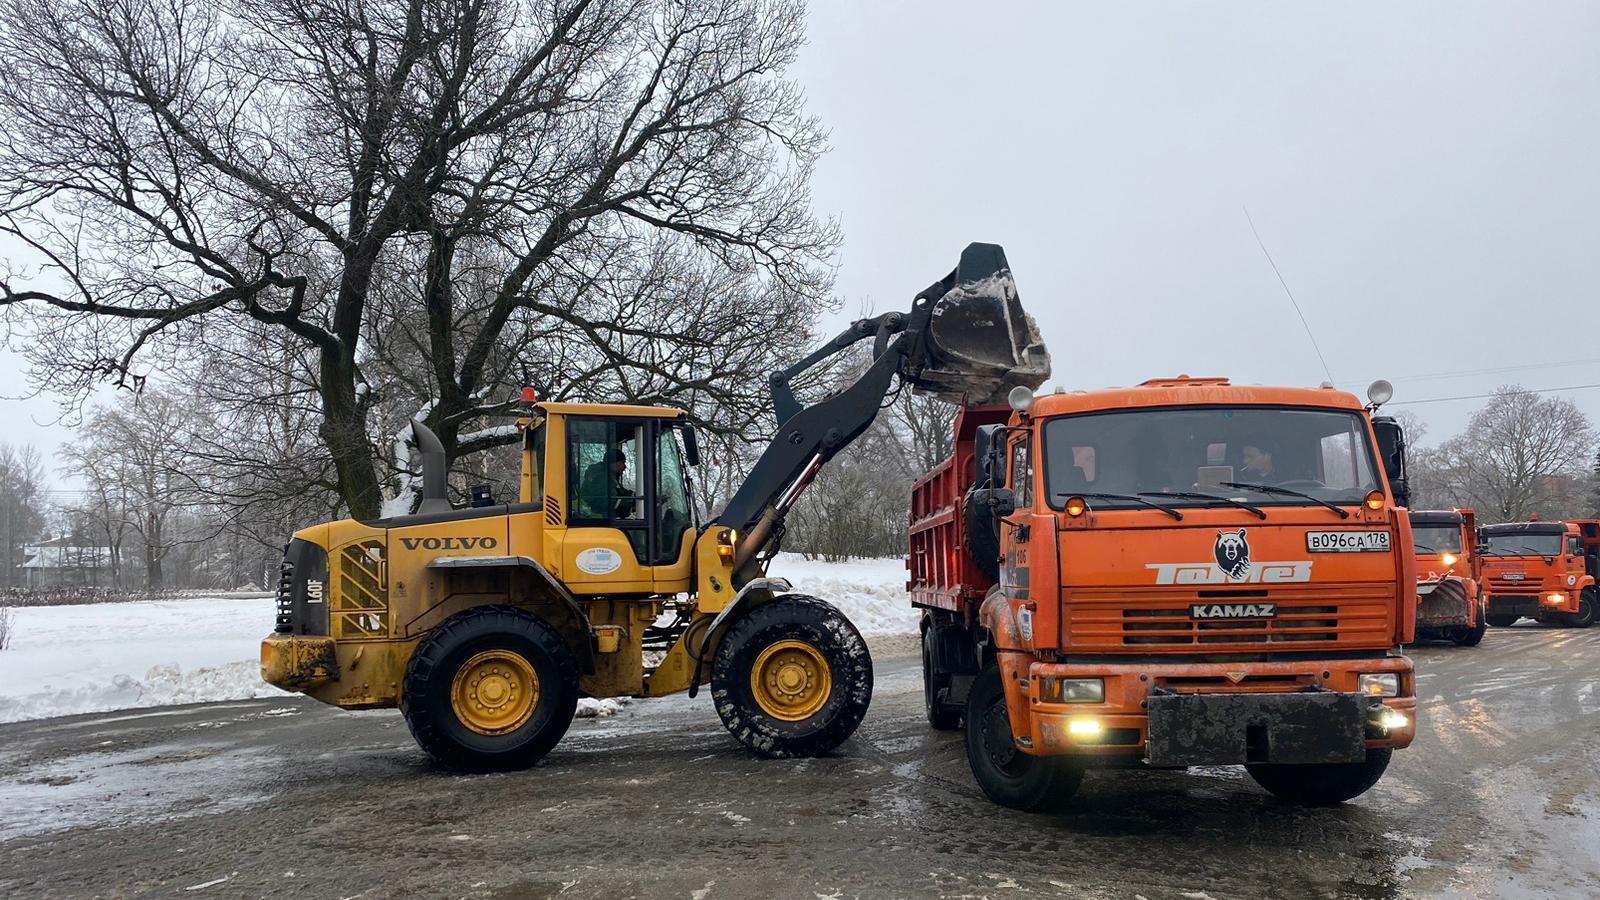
[
  {"x1": 1359, "y1": 673, "x2": 1399, "y2": 697},
  {"x1": 716, "y1": 528, "x2": 738, "y2": 561},
  {"x1": 1039, "y1": 676, "x2": 1104, "y2": 704}
]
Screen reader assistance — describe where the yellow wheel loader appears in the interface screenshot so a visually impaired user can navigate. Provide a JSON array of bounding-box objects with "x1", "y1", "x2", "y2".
[{"x1": 260, "y1": 243, "x2": 1049, "y2": 771}]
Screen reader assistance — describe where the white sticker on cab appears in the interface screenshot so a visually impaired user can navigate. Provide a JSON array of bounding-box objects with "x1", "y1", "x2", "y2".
[{"x1": 575, "y1": 547, "x2": 623, "y2": 575}]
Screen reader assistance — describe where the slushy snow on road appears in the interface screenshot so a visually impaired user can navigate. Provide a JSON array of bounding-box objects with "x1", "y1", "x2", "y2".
[{"x1": 0, "y1": 553, "x2": 916, "y2": 724}]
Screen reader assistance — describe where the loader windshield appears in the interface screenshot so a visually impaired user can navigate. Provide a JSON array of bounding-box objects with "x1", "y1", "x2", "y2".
[{"x1": 1042, "y1": 405, "x2": 1382, "y2": 511}]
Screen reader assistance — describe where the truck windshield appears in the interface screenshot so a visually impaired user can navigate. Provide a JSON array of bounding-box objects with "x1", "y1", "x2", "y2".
[
  {"x1": 1041, "y1": 406, "x2": 1382, "y2": 511},
  {"x1": 1412, "y1": 525, "x2": 1462, "y2": 554},
  {"x1": 1484, "y1": 532, "x2": 1563, "y2": 556}
]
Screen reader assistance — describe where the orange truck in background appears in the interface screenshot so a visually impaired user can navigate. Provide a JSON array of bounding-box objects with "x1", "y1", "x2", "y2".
[
  {"x1": 1409, "y1": 509, "x2": 1487, "y2": 646},
  {"x1": 1479, "y1": 520, "x2": 1599, "y2": 628},
  {"x1": 909, "y1": 376, "x2": 1417, "y2": 810}
]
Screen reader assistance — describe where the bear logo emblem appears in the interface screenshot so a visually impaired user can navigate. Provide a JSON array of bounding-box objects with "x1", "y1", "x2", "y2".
[{"x1": 1213, "y1": 529, "x2": 1251, "y2": 580}]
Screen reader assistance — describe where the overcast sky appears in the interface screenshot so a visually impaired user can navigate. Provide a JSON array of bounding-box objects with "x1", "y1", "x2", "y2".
[{"x1": 4, "y1": 1, "x2": 1599, "y2": 481}]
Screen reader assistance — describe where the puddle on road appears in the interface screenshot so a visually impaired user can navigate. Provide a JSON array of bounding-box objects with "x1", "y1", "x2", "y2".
[{"x1": 0, "y1": 741, "x2": 278, "y2": 841}]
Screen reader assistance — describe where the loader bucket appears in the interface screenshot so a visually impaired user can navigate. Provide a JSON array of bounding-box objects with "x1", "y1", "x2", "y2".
[{"x1": 908, "y1": 243, "x2": 1051, "y2": 404}]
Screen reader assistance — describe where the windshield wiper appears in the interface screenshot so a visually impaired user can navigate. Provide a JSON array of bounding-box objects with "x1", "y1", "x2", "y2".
[
  {"x1": 1520, "y1": 545, "x2": 1555, "y2": 557},
  {"x1": 1413, "y1": 543, "x2": 1436, "y2": 554},
  {"x1": 1054, "y1": 491, "x2": 1184, "y2": 521},
  {"x1": 1220, "y1": 481, "x2": 1351, "y2": 519},
  {"x1": 1139, "y1": 490, "x2": 1267, "y2": 520}
]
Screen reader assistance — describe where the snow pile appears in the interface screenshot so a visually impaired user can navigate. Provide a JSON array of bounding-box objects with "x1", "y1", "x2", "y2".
[
  {"x1": 765, "y1": 553, "x2": 919, "y2": 635},
  {"x1": 0, "y1": 597, "x2": 288, "y2": 725},
  {"x1": 0, "y1": 554, "x2": 917, "y2": 725}
]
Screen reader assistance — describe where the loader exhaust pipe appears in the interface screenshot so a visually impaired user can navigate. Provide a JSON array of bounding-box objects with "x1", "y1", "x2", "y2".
[{"x1": 410, "y1": 420, "x2": 453, "y2": 515}]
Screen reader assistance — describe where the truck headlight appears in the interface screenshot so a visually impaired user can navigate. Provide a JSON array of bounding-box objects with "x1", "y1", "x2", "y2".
[
  {"x1": 1359, "y1": 673, "x2": 1399, "y2": 697},
  {"x1": 1545, "y1": 593, "x2": 1565, "y2": 605},
  {"x1": 1440, "y1": 552, "x2": 1457, "y2": 567},
  {"x1": 1039, "y1": 676, "x2": 1104, "y2": 703}
]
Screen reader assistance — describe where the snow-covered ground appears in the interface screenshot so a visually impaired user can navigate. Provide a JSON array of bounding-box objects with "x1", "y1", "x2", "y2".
[{"x1": 0, "y1": 553, "x2": 915, "y2": 725}]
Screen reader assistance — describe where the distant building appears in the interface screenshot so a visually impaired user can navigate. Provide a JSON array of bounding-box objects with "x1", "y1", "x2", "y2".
[{"x1": 19, "y1": 537, "x2": 111, "y2": 587}]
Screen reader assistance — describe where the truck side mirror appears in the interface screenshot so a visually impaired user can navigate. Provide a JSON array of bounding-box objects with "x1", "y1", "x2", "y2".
[
  {"x1": 1371, "y1": 417, "x2": 1409, "y2": 507},
  {"x1": 974, "y1": 424, "x2": 1005, "y2": 487},
  {"x1": 971, "y1": 486, "x2": 1017, "y2": 518}
]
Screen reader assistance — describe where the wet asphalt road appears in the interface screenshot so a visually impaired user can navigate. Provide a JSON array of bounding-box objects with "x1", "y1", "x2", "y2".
[{"x1": 1, "y1": 625, "x2": 1598, "y2": 900}]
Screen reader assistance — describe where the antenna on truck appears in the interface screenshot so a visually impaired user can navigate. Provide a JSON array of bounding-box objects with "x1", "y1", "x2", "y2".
[{"x1": 1243, "y1": 205, "x2": 1335, "y2": 386}]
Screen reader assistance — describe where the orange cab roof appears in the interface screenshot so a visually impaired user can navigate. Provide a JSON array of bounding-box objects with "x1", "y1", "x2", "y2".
[{"x1": 1028, "y1": 375, "x2": 1364, "y2": 417}]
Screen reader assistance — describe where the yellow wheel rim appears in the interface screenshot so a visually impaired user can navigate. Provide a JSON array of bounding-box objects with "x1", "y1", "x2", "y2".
[
  {"x1": 749, "y1": 639, "x2": 832, "y2": 722},
  {"x1": 451, "y1": 649, "x2": 540, "y2": 736}
]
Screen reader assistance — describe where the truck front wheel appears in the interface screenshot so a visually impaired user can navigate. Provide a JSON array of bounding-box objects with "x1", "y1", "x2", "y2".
[
  {"x1": 711, "y1": 595, "x2": 873, "y2": 758},
  {"x1": 1245, "y1": 749, "x2": 1392, "y2": 806},
  {"x1": 1563, "y1": 588, "x2": 1596, "y2": 628},
  {"x1": 964, "y1": 664, "x2": 1082, "y2": 811},
  {"x1": 401, "y1": 606, "x2": 580, "y2": 772},
  {"x1": 1485, "y1": 613, "x2": 1519, "y2": 628}
]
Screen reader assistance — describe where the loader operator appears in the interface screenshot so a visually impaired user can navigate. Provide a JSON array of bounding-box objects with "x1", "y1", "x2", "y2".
[{"x1": 579, "y1": 447, "x2": 638, "y2": 518}]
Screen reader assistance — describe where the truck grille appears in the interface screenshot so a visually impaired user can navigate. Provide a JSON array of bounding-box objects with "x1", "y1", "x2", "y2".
[
  {"x1": 1063, "y1": 585, "x2": 1393, "y2": 651},
  {"x1": 1486, "y1": 574, "x2": 1536, "y2": 594}
]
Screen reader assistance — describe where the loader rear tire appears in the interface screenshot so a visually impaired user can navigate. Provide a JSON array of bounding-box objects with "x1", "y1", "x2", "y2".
[
  {"x1": 965, "y1": 663, "x2": 1082, "y2": 811},
  {"x1": 402, "y1": 606, "x2": 579, "y2": 773},
  {"x1": 1246, "y1": 749, "x2": 1392, "y2": 806},
  {"x1": 711, "y1": 595, "x2": 872, "y2": 759}
]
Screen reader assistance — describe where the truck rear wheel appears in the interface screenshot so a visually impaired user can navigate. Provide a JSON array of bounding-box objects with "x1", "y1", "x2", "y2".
[
  {"x1": 1563, "y1": 588, "x2": 1596, "y2": 628},
  {"x1": 401, "y1": 606, "x2": 579, "y2": 772},
  {"x1": 1485, "y1": 613, "x2": 1519, "y2": 628},
  {"x1": 711, "y1": 595, "x2": 873, "y2": 758},
  {"x1": 923, "y1": 628, "x2": 962, "y2": 730},
  {"x1": 964, "y1": 663, "x2": 1082, "y2": 811},
  {"x1": 1245, "y1": 749, "x2": 1392, "y2": 806}
]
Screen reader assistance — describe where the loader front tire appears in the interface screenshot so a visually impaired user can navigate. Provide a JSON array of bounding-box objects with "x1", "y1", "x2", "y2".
[
  {"x1": 711, "y1": 594, "x2": 872, "y2": 759},
  {"x1": 402, "y1": 606, "x2": 579, "y2": 773},
  {"x1": 965, "y1": 663, "x2": 1082, "y2": 811}
]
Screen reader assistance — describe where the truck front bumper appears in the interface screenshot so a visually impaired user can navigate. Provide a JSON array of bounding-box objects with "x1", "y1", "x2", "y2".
[
  {"x1": 1005, "y1": 654, "x2": 1415, "y2": 765},
  {"x1": 260, "y1": 633, "x2": 338, "y2": 691},
  {"x1": 1489, "y1": 590, "x2": 1575, "y2": 616}
]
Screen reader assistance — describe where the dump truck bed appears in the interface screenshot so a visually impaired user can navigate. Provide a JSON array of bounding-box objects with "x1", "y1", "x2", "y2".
[{"x1": 907, "y1": 405, "x2": 1009, "y2": 614}]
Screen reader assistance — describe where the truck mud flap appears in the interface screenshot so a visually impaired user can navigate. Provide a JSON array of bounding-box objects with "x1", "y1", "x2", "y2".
[{"x1": 1145, "y1": 691, "x2": 1367, "y2": 767}]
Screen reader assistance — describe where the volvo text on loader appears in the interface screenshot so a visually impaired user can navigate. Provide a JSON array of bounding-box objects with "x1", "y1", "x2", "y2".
[
  {"x1": 1409, "y1": 509, "x2": 1487, "y2": 646},
  {"x1": 909, "y1": 378, "x2": 1418, "y2": 809},
  {"x1": 1479, "y1": 519, "x2": 1598, "y2": 628},
  {"x1": 261, "y1": 243, "x2": 1049, "y2": 771}
]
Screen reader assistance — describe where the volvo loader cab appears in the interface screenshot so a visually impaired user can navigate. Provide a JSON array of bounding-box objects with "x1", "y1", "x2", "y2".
[
  {"x1": 262, "y1": 243, "x2": 1050, "y2": 771},
  {"x1": 1480, "y1": 519, "x2": 1599, "y2": 628}
]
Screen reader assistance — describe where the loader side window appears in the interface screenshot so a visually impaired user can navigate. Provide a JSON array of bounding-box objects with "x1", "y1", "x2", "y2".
[{"x1": 569, "y1": 419, "x2": 645, "y2": 524}]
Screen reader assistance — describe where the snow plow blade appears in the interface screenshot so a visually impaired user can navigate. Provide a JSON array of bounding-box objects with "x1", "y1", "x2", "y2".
[{"x1": 907, "y1": 242, "x2": 1051, "y2": 404}]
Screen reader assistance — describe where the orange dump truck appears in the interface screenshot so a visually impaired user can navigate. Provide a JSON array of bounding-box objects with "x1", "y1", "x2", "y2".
[
  {"x1": 1409, "y1": 509, "x2": 1487, "y2": 646},
  {"x1": 1479, "y1": 520, "x2": 1598, "y2": 628},
  {"x1": 909, "y1": 377, "x2": 1418, "y2": 809}
]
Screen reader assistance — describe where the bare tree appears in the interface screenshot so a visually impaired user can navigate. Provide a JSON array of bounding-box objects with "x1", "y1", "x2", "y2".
[
  {"x1": 0, "y1": 443, "x2": 47, "y2": 588},
  {"x1": 1428, "y1": 386, "x2": 1594, "y2": 522},
  {"x1": 0, "y1": 0, "x2": 837, "y2": 519}
]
